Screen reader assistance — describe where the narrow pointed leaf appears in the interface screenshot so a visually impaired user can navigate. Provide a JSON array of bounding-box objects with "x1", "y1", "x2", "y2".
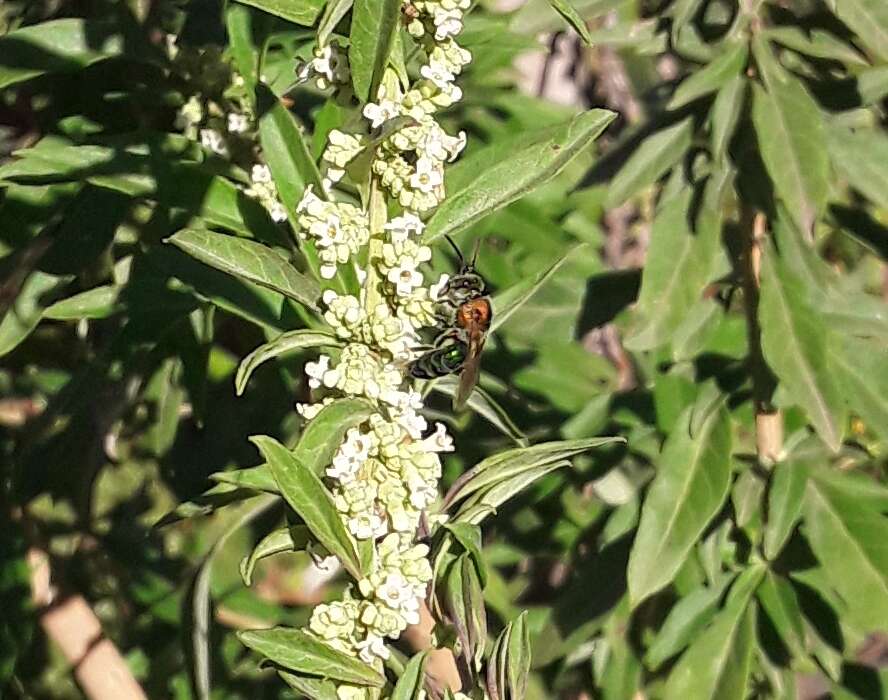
[
  {"x1": 251, "y1": 435, "x2": 363, "y2": 578},
  {"x1": 546, "y1": 0, "x2": 593, "y2": 44},
  {"x1": 831, "y1": 0, "x2": 888, "y2": 62},
  {"x1": 663, "y1": 568, "x2": 763, "y2": 700},
  {"x1": 257, "y1": 83, "x2": 325, "y2": 224},
  {"x1": 490, "y1": 247, "x2": 578, "y2": 333},
  {"x1": 349, "y1": 0, "x2": 401, "y2": 101},
  {"x1": 625, "y1": 191, "x2": 721, "y2": 350},
  {"x1": 233, "y1": 0, "x2": 326, "y2": 26},
  {"x1": 424, "y1": 109, "x2": 615, "y2": 242},
  {"x1": 763, "y1": 460, "x2": 808, "y2": 560},
  {"x1": 756, "y1": 572, "x2": 808, "y2": 660},
  {"x1": 238, "y1": 627, "x2": 386, "y2": 686},
  {"x1": 236, "y1": 329, "x2": 342, "y2": 395},
  {"x1": 750, "y1": 46, "x2": 828, "y2": 234},
  {"x1": 710, "y1": 76, "x2": 746, "y2": 162},
  {"x1": 240, "y1": 526, "x2": 310, "y2": 586},
  {"x1": 828, "y1": 127, "x2": 888, "y2": 211},
  {"x1": 804, "y1": 477, "x2": 888, "y2": 630},
  {"x1": 627, "y1": 403, "x2": 732, "y2": 606},
  {"x1": 391, "y1": 652, "x2": 428, "y2": 700},
  {"x1": 758, "y1": 245, "x2": 845, "y2": 452},
  {"x1": 445, "y1": 437, "x2": 624, "y2": 507},
  {"x1": 668, "y1": 42, "x2": 747, "y2": 109},
  {"x1": 430, "y1": 376, "x2": 528, "y2": 446},
  {"x1": 167, "y1": 228, "x2": 320, "y2": 310},
  {"x1": 604, "y1": 117, "x2": 693, "y2": 208}
]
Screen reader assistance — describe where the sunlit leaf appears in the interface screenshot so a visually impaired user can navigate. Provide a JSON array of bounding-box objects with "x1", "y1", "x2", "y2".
[{"x1": 235, "y1": 329, "x2": 342, "y2": 395}]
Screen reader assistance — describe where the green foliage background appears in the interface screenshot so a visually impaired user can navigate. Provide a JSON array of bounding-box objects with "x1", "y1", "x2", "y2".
[{"x1": 1, "y1": 0, "x2": 887, "y2": 698}]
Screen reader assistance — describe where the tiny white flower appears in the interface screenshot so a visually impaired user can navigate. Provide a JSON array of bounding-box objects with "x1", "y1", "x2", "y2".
[
  {"x1": 251, "y1": 164, "x2": 273, "y2": 183},
  {"x1": 383, "y1": 212, "x2": 424, "y2": 243},
  {"x1": 269, "y1": 201, "x2": 288, "y2": 223},
  {"x1": 305, "y1": 355, "x2": 331, "y2": 389},
  {"x1": 320, "y1": 263, "x2": 338, "y2": 279},
  {"x1": 199, "y1": 129, "x2": 228, "y2": 156},
  {"x1": 227, "y1": 112, "x2": 250, "y2": 134},
  {"x1": 433, "y1": 8, "x2": 463, "y2": 41},
  {"x1": 410, "y1": 157, "x2": 444, "y2": 194},
  {"x1": 393, "y1": 409, "x2": 428, "y2": 439},
  {"x1": 356, "y1": 634, "x2": 389, "y2": 662},
  {"x1": 387, "y1": 261, "x2": 425, "y2": 296},
  {"x1": 363, "y1": 99, "x2": 401, "y2": 129},
  {"x1": 420, "y1": 61, "x2": 456, "y2": 90},
  {"x1": 421, "y1": 423, "x2": 454, "y2": 452}
]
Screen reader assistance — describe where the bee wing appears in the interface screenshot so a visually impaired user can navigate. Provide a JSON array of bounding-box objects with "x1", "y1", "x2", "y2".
[{"x1": 454, "y1": 333, "x2": 484, "y2": 410}]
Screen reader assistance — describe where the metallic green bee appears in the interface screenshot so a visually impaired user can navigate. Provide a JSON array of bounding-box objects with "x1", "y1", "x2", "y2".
[{"x1": 408, "y1": 340, "x2": 469, "y2": 380}]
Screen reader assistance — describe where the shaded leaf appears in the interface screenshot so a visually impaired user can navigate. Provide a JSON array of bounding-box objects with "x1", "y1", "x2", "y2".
[
  {"x1": 234, "y1": 0, "x2": 326, "y2": 26},
  {"x1": 662, "y1": 567, "x2": 763, "y2": 700},
  {"x1": 804, "y1": 476, "x2": 888, "y2": 630},
  {"x1": 238, "y1": 627, "x2": 386, "y2": 686},
  {"x1": 827, "y1": 126, "x2": 888, "y2": 211},
  {"x1": 756, "y1": 572, "x2": 808, "y2": 660},
  {"x1": 758, "y1": 244, "x2": 845, "y2": 452},
  {"x1": 750, "y1": 41, "x2": 828, "y2": 234},
  {"x1": 763, "y1": 460, "x2": 808, "y2": 560},
  {"x1": 546, "y1": 0, "x2": 593, "y2": 44},
  {"x1": 251, "y1": 435, "x2": 363, "y2": 578},
  {"x1": 627, "y1": 402, "x2": 732, "y2": 606},
  {"x1": 605, "y1": 118, "x2": 693, "y2": 208},
  {"x1": 240, "y1": 526, "x2": 310, "y2": 586},
  {"x1": 668, "y1": 42, "x2": 747, "y2": 109},
  {"x1": 0, "y1": 271, "x2": 61, "y2": 356},
  {"x1": 424, "y1": 109, "x2": 615, "y2": 242},
  {"x1": 167, "y1": 228, "x2": 320, "y2": 311},
  {"x1": 42, "y1": 284, "x2": 121, "y2": 320},
  {"x1": 236, "y1": 329, "x2": 342, "y2": 395},
  {"x1": 831, "y1": 0, "x2": 888, "y2": 63},
  {"x1": 349, "y1": 0, "x2": 401, "y2": 101}
]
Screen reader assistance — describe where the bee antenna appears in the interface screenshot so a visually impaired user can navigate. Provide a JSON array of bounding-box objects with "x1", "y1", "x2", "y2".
[
  {"x1": 470, "y1": 238, "x2": 481, "y2": 267},
  {"x1": 444, "y1": 235, "x2": 465, "y2": 266}
]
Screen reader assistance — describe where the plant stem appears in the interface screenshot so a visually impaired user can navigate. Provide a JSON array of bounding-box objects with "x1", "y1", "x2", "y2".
[{"x1": 739, "y1": 205, "x2": 782, "y2": 465}]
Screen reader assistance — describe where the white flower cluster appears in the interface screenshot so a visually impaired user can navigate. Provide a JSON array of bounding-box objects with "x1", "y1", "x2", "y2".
[
  {"x1": 296, "y1": 41, "x2": 350, "y2": 90},
  {"x1": 244, "y1": 164, "x2": 287, "y2": 222},
  {"x1": 291, "y1": 0, "x2": 472, "y2": 683},
  {"x1": 296, "y1": 187, "x2": 371, "y2": 278}
]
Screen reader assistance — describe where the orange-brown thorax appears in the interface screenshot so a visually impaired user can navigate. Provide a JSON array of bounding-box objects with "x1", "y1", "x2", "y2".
[{"x1": 456, "y1": 298, "x2": 492, "y2": 333}]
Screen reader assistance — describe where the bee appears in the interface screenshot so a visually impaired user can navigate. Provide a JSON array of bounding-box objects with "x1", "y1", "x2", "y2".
[{"x1": 409, "y1": 236, "x2": 492, "y2": 409}]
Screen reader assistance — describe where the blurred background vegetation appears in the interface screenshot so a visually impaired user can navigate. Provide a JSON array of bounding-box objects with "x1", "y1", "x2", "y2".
[{"x1": 1, "y1": 0, "x2": 887, "y2": 698}]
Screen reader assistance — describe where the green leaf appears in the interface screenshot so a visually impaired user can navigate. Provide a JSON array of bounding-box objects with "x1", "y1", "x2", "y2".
[
  {"x1": 645, "y1": 577, "x2": 731, "y2": 668},
  {"x1": 442, "y1": 522, "x2": 487, "y2": 588},
  {"x1": 442, "y1": 554, "x2": 487, "y2": 670},
  {"x1": 827, "y1": 126, "x2": 888, "y2": 211},
  {"x1": 250, "y1": 435, "x2": 363, "y2": 578},
  {"x1": 625, "y1": 190, "x2": 722, "y2": 350},
  {"x1": 804, "y1": 476, "x2": 888, "y2": 630},
  {"x1": 0, "y1": 271, "x2": 60, "y2": 357},
  {"x1": 756, "y1": 572, "x2": 808, "y2": 660},
  {"x1": 662, "y1": 567, "x2": 763, "y2": 700},
  {"x1": 750, "y1": 43, "x2": 828, "y2": 234},
  {"x1": 763, "y1": 26, "x2": 869, "y2": 66},
  {"x1": 546, "y1": 0, "x2": 593, "y2": 45},
  {"x1": 236, "y1": 330, "x2": 342, "y2": 395},
  {"x1": 763, "y1": 460, "x2": 807, "y2": 560},
  {"x1": 455, "y1": 461, "x2": 572, "y2": 525},
  {"x1": 0, "y1": 19, "x2": 125, "y2": 89},
  {"x1": 604, "y1": 118, "x2": 694, "y2": 208},
  {"x1": 240, "y1": 526, "x2": 310, "y2": 585},
  {"x1": 278, "y1": 672, "x2": 338, "y2": 700},
  {"x1": 668, "y1": 42, "x2": 748, "y2": 109},
  {"x1": 238, "y1": 627, "x2": 386, "y2": 686},
  {"x1": 167, "y1": 229, "x2": 320, "y2": 311},
  {"x1": 831, "y1": 0, "x2": 888, "y2": 63},
  {"x1": 445, "y1": 437, "x2": 624, "y2": 508},
  {"x1": 42, "y1": 284, "x2": 121, "y2": 320},
  {"x1": 233, "y1": 0, "x2": 326, "y2": 26},
  {"x1": 424, "y1": 109, "x2": 615, "y2": 242},
  {"x1": 710, "y1": 76, "x2": 746, "y2": 163},
  {"x1": 226, "y1": 4, "x2": 259, "y2": 91},
  {"x1": 489, "y1": 246, "x2": 577, "y2": 333},
  {"x1": 758, "y1": 244, "x2": 845, "y2": 452},
  {"x1": 257, "y1": 84, "x2": 325, "y2": 224},
  {"x1": 391, "y1": 652, "x2": 428, "y2": 700},
  {"x1": 349, "y1": 0, "x2": 401, "y2": 101},
  {"x1": 318, "y1": 0, "x2": 354, "y2": 47},
  {"x1": 210, "y1": 465, "x2": 279, "y2": 493},
  {"x1": 486, "y1": 612, "x2": 531, "y2": 700},
  {"x1": 627, "y1": 402, "x2": 732, "y2": 606},
  {"x1": 429, "y1": 376, "x2": 528, "y2": 446}
]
